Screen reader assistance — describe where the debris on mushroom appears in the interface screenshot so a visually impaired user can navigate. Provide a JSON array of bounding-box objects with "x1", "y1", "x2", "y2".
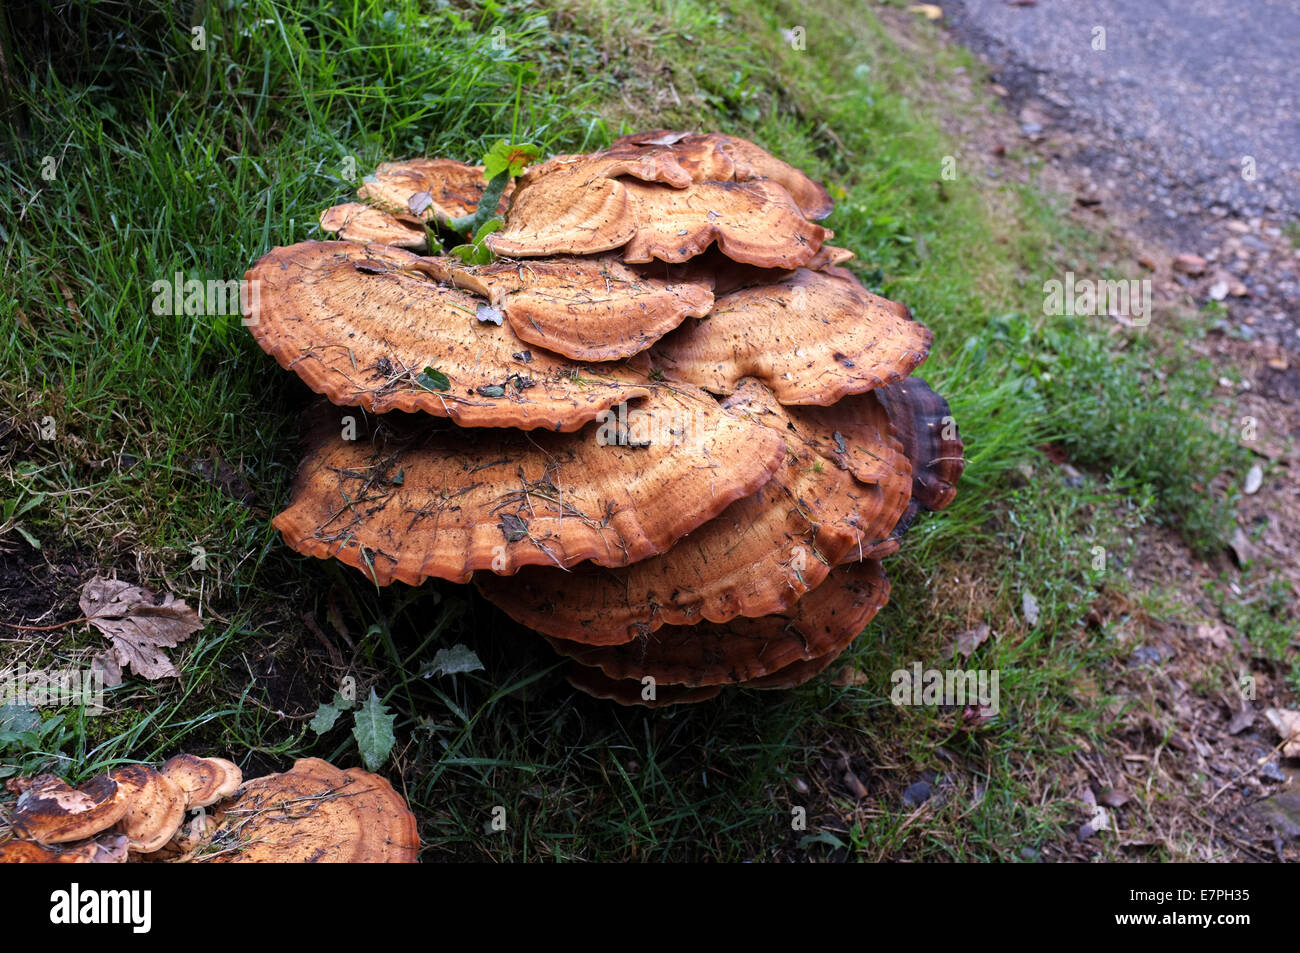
[
  {"x1": 320, "y1": 202, "x2": 429, "y2": 250},
  {"x1": 9, "y1": 774, "x2": 129, "y2": 845},
  {"x1": 196, "y1": 758, "x2": 418, "y2": 863},
  {"x1": 476, "y1": 379, "x2": 911, "y2": 642},
  {"x1": 273, "y1": 385, "x2": 786, "y2": 585},
  {"x1": 647, "y1": 267, "x2": 932, "y2": 404}
]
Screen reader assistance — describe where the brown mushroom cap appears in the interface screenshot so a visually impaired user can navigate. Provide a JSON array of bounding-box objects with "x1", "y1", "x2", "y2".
[
  {"x1": 618, "y1": 179, "x2": 831, "y2": 269},
  {"x1": 411, "y1": 254, "x2": 714, "y2": 362},
  {"x1": 9, "y1": 773, "x2": 129, "y2": 845},
  {"x1": 0, "y1": 839, "x2": 70, "y2": 862},
  {"x1": 666, "y1": 244, "x2": 853, "y2": 298},
  {"x1": 602, "y1": 133, "x2": 737, "y2": 181},
  {"x1": 159, "y1": 754, "x2": 243, "y2": 809},
  {"x1": 476, "y1": 379, "x2": 911, "y2": 642},
  {"x1": 0, "y1": 832, "x2": 130, "y2": 864},
  {"x1": 273, "y1": 383, "x2": 787, "y2": 585},
  {"x1": 356, "y1": 157, "x2": 511, "y2": 222},
  {"x1": 611, "y1": 130, "x2": 835, "y2": 220},
  {"x1": 647, "y1": 267, "x2": 932, "y2": 405},
  {"x1": 200, "y1": 757, "x2": 418, "y2": 863},
  {"x1": 320, "y1": 202, "x2": 428, "y2": 250},
  {"x1": 108, "y1": 764, "x2": 187, "y2": 854},
  {"x1": 743, "y1": 647, "x2": 844, "y2": 690},
  {"x1": 548, "y1": 558, "x2": 888, "y2": 688},
  {"x1": 489, "y1": 166, "x2": 831, "y2": 268},
  {"x1": 564, "y1": 616, "x2": 861, "y2": 704},
  {"x1": 565, "y1": 665, "x2": 723, "y2": 707},
  {"x1": 489, "y1": 161, "x2": 638, "y2": 257},
  {"x1": 244, "y1": 240, "x2": 654, "y2": 430},
  {"x1": 514, "y1": 150, "x2": 697, "y2": 191},
  {"x1": 873, "y1": 377, "x2": 965, "y2": 514}
]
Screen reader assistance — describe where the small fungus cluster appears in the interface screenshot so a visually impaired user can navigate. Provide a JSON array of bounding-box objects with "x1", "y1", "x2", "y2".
[{"x1": 1, "y1": 756, "x2": 418, "y2": 863}]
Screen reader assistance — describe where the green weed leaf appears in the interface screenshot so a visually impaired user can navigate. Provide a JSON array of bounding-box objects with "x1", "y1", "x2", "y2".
[{"x1": 352, "y1": 689, "x2": 396, "y2": 771}]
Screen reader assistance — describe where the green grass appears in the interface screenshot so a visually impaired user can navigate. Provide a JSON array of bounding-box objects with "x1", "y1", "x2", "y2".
[{"x1": 0, "y1": 0, "x2": 1248, "y2": 860}]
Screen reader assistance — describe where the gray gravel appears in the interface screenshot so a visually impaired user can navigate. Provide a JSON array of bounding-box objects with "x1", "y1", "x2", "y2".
[{"x1": 944, "y1": 0, "x2": 1299, "y2": 221}]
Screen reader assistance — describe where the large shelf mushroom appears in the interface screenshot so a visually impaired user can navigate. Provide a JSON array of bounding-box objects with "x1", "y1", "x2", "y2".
[{"x1": 248, "y1": 132, "x2": 965, "y2": 706}]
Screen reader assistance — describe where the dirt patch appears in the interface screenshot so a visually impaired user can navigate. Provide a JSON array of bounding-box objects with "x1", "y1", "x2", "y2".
[{"x1": 0, "y1": 537, "x2": 92, "y2": 627}]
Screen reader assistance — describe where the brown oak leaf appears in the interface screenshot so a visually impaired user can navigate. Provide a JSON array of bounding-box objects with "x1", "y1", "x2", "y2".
[{"x1": 79, "y1": 575, "x2": 203, "y2": 680}]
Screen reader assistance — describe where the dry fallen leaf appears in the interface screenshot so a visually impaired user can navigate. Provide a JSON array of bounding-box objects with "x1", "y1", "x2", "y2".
[
  {"x1": 955, "y1": 623, "x2": 991, "y2": 659},
  {"x1": 1227, "y1": 707, "x2": 1256, "y2": 735},
  {"x1": 907, "y1": 3, "x2": 943, "y2": 19},
  {"x1": 1172, "y1": 253, "x2": 1206, "y2": 276},
  {"x1": 832, "y1": 666, "x2": 871, "y2": 687},
  {"x1": 1022, "y1": 592, "x2": 1040, "y2": 626},
  {"x1": 1194, "y1": 622, "x2": 1231, "y2": 649},
  {"x1": 1264, "y1": 708, "x2": 1300, "y2": 758},
  {"x1": 1096, "y1": 788, "x2": 1130, "y2": 808},
  {"x1": 79, "y1": 576, "x2": 204, "y2": 681},
  {"x1": 1243, "y1": 464, "x2": 1263, "y2": 495},
  {"x1": 90, "y1": 650, "x2": 123, "y2": 689}
]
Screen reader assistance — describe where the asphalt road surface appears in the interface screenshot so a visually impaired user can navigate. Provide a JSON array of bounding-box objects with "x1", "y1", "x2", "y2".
[{"x1": 944, "y1": 0, "x2": 1299, "y2": 222}]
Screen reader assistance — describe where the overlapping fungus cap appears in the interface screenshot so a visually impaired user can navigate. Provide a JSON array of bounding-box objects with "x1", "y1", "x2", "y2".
[
  {"x1": 610, "y1": 130, "x2": 835, "y2": 220},
  {"x1": 410, "y1": 253, "x2": 714, "y2": 362},
  {"x1": 273, "y1": 383, "x2": 787, "y2": 585},
  {"x1": 199, "y1": 758, "x2": 417, "y2": 863},
  {"x1": 244, "y1": 240, "x2": 654, "y2": 430},
  {"x1": 646, "y1": 267, "x2": 932, "y2": 405},
  {"x1": 0, "y1": 833, "x2": 130, "y2": 864},
  {"x1": 548, "y1": 558, "x2": 889, "y2": 690},
  {"x1": 566, "y1": 630, "x2": 859, "y2": 704},
  {"x1": 356, "y1": 157, "x2": 511, "y2": 222},
  {"x1": 159, "y1": 754, "x2": 243, "y2": 809},
  {"x1": 476, "y1": 379, "x2": 912, "y2": 642},
  {"x1": 513, "y1": 149, "x2": 699, "y2": 190},
  {"x1": 487, "y1": 152, "x2": 832, "y2": 268},
  {"x1": 319, "y1": 202, "x2": 428, "y2": 250},
  {"x1": 108, "y1": 764, "x2": 187, "y2": 854},
  {"x1": 565, "y1": 666, "x2": 723, "y2": 707},
  {"x1": 9, "y1": 774, "x2": 129, "y2": 845},
  {"x1": 873, "y1": 377, "x2": 966, "y2": 514}
]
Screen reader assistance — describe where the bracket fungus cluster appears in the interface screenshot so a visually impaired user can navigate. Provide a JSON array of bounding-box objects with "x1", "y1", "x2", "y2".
[
  {"x1": 1, "y1": 756, "x2": 418, "y2": 863},
  {"x1": 247, "y1": 131, "x2": 964, "y2": 705}
]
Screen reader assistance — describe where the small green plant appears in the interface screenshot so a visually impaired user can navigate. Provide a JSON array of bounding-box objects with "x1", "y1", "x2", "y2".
[
  {"x1": 311, "y1": 686, "x2": 398, "y2": 771},
  {"x1": 0, "y1": 490, "x2": 45, "y2": 549},
  {"x1": 0, "y1": 704, "x2": 71, "y2": 778},
  {"x1": 448, "y1": 138, "x2": 539, "y2": 262},
  {"x1": 450, "y1": 218, "x2": 503, "y2": 265}
]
